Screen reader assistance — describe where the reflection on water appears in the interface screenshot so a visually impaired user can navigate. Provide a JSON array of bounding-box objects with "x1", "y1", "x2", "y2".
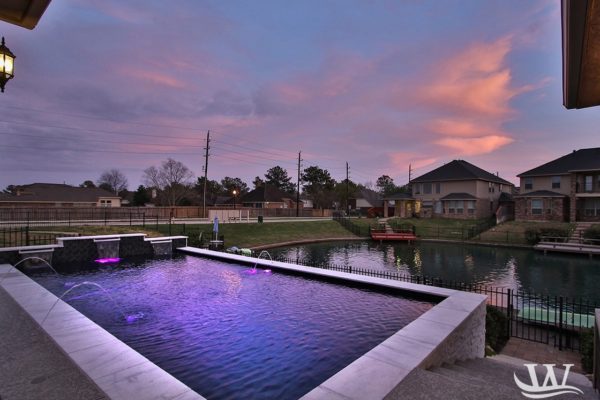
[{"x1": 269, "y1": 241, "x2": 600, "y2": 302}]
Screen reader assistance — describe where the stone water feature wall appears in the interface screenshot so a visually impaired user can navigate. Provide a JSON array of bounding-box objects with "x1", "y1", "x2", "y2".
[{"x1": 0, "y1": 234, "x2": 188, "y2": 268}]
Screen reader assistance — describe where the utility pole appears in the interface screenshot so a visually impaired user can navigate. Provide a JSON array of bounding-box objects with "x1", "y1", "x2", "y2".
[
  {"x1": 202, "y1": 130, "x2": 210, "y2": 219},
  {"x1": 408, "y1": 163, "x2": 412, "y2": 183},
  {"x1": 346, "y1": 161, "x2": 349, "y2": 215},
  {"x1": 296, "y1": 151, "x2": 302, "y2": 217}
]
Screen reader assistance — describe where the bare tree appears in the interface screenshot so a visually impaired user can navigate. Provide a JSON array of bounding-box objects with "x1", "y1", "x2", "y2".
[
  {"x1": 143, "y1": 158, "x2": 194, "y2": 206},
  {"x1": 97, "y1": 169, "x2": 128, "y2": 195}
]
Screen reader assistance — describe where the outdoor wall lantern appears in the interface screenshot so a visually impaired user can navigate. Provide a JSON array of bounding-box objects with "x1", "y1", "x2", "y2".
[{"x1": 0, "y1": 37, "x2": 15, "y2": 93}]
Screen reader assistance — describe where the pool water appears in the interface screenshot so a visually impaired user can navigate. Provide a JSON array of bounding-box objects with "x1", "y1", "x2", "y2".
[
  {"x1": 32, "y1": 255, "x2": 433, "y2": 400},
  {"x1": 268, "y1": 241, "x2": 600, "y2": 302}
]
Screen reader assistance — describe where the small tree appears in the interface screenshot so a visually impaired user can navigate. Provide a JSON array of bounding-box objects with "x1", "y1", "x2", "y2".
[
  {"x1": 376, "y1": 175, "x2": 398, "y2": 196},
  {"x1": 265, "y1": 165, "x2": 295, "y2": 194},
  {"x1": 143, "y1": 158, "x2": 194, "y2": 206},
  {"x1": 132, "y1": 185, "x2": 150, "y2": 206},
  {"x1": 220, "y1": 177, "x2": 249, "y2": 196},
  {"x1": 97, "y1": 169, "x2": 128, "y2": 195},
  {"x1": 79, "y1": 180, "x2": 96, "y2": 188}
]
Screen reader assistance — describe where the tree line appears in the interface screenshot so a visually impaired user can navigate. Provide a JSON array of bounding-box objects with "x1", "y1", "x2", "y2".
[{"x1": 3, "y1": 158, "x2": 408, "y2": 208}]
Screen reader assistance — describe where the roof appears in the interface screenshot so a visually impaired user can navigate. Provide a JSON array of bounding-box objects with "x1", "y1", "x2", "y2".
[
  {"x1": 240, "y1": 185, "x2": 293, "y2": 203},
  {"x1": 0, "y1": 0, "x2": 52, "y2": 30},
  {"x1": 514, "y1": 190, "x2": 567, "y2": 198},
  {"x1": 382, "y1": 192, "x2": 414, "y2": 201},
  {"x1": 440, "y1": 192, "x2": 477, "y2": 200},
  {"x1": 352, "y1": 188, "x2": 381, "y2": 206},
  {"x1": 518, "y1": 148, "x2": 600, "y2": 177},
  {"x1": 562, "y1": 0, "x2": 600, "y2": 109},
  {"x1": 0, "y1": 183, "x2": 119, "y2": 203},
  {"x1": 411, "y1": 160, "x2": 512, "y2": 185},
  {"x1": 498, "y1": 192, "x2": 514, "y2": 202}
]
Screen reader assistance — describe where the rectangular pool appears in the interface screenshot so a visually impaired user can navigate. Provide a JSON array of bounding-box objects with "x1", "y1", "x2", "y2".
[{"x1": 31, "y1": 254, "x2": 435, "y2": 400}]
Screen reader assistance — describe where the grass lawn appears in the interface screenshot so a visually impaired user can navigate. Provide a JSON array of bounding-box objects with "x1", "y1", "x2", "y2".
[
  {"x1": 477, "y1": 221, "x2": 575, "y2": 245},
  {"x1": 45, "y1": 221, "x2": 357, "y2": 249}
]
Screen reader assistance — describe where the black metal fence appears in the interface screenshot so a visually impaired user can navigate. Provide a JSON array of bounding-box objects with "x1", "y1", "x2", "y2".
[
  {"x1": 0, "y1": 226, "x2": 79, "y2": 247},
  {"x1": 594, "y1": 311, "x2": 599, "y2": 389},
  {"x1": 332, "y1": 213, "x2": 371, "y2": 237},
  {"x1": 257, "y1": 252, "x2": 598, "y2": 352}
]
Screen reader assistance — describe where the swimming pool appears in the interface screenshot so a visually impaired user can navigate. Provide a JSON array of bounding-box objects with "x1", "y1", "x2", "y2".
[{"x1": 31, "y1": 254, "x2": 434, "y2": 400}]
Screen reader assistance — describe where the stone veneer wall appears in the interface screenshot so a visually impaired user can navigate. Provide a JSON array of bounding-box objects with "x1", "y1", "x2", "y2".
[
  {"x1": 420, "y1": 300, "x2": 486, "y2": 368},
  {"x1": 0, "y1": 235, "x2": 188, "y2": 268}
]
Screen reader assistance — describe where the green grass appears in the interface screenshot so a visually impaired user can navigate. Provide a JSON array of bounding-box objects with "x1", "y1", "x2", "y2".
[
  {"x1": 478, "y1": 221, "x2": 575, "y2": 245},
  {"x1": 48, "y1": 221, "x2": 358, "y2": 249}
]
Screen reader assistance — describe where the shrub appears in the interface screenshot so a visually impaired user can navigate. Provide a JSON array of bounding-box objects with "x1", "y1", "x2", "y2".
[
  {"x1": 486, "y1": 305, "x2": 509, "y2": 353},
  {"x1": 579, "y1": 328, "x2": 594, "y2": 374},
  {"x1": 524, "y1": 227, "x2": 571, "y2": 245},
  {"x1": 583, "y1": 225, "x2": 600, "y2": 244}
]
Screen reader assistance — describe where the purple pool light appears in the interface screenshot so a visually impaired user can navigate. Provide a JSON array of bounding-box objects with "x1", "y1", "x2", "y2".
[{"x1": 95, "y1": 257, "x2": 121, "y2": 264}]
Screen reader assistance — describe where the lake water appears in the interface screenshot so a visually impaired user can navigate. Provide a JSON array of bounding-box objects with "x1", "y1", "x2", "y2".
[{"x1": 268, "y1": 241, "x2": 600, "y2": 302}]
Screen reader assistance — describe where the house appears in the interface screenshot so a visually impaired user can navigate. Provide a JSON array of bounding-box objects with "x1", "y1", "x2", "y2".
[
  {"x1": 239, "y1": 185, "x2": 300, "y2": 209},
  {"x1": 515, "y1": 147, "x2": 600, "y2": 222},
  {"x1": 410, "y1": 160, "x2": 514, "y2": 219},
  {"x1": 349, "y1": 188, "x2": 382, "y2": 215},
  {"x1": 0, "y1": 183, "x2": 121, "y2": 207}
]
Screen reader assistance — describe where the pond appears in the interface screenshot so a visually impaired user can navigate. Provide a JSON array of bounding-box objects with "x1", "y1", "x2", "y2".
[{"x1": 268, "y1": 241, "x2": 600, "y2": 303}]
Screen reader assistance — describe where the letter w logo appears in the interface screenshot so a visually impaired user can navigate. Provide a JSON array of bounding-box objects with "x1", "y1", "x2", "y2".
[{"x1": 513, "y1": 364, "x2": 583, "y2": 399}]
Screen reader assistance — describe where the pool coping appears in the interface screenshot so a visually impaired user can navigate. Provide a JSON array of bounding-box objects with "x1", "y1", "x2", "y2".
[
  {"x1": 178, "y1": 247, "x2": 487, "y2": 400},
  {"x1": 0, "y1": 263, "x2": 205, "y2": 400}
]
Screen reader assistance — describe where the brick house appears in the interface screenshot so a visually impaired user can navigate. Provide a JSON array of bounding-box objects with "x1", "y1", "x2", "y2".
[
  {"x1": 0, "y1": 183, "x2": 121, "y2": 207},
  {"x1": 516, "y1": 147, "x2": 600, "y2": 222},
  {"x1": 239, "y1": 184, "x2": 300, "y2": 209},
  {"x1": 410, "y1": 160, "x2": 514, "y2": 219}
]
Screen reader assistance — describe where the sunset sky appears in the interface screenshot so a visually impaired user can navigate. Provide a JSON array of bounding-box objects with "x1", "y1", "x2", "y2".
[{"x1": 1, "y1": 0, "x2": 599, "y2": 191}]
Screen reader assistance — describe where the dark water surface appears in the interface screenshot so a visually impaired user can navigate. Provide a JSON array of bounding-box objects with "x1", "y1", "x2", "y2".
[
  {"x1": 32, "y1": 255, "x2": 433, "y2": 400},
  {"x1": 269, "y1": 241, "x2": 600, "y2": 302}
]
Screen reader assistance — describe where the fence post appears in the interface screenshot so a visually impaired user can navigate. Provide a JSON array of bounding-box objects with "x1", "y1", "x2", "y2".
[
  {"x1": 558, "y1": 296, "x2": 564, "y2": 351},
  {"x1": 506, "y1": 288, "x2": 512, "y2": 338}
]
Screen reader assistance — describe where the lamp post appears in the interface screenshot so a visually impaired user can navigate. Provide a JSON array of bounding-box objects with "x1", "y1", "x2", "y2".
[
  {"x1": 0, "y1": 37, "x2": 15, "y2": 93},
  {"x1": 232, "y1": 189, "x2": 237, "y2": 209}
]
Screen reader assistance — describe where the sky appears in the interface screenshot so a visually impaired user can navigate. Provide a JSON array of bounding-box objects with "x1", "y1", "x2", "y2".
[{"x1": 1, "y1": 0, "x2": 599, "y2": 191}]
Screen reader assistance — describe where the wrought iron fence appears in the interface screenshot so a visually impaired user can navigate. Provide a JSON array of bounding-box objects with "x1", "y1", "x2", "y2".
[
  {"x1": 253, "y1": 251, "x2": 598, "y2": 352},
  {"x1": 332, "y1": 212, "x2": 371, "y2": 237},
  {"x1": 0, "y1": 226, "x2": 79, "y2": 247}
]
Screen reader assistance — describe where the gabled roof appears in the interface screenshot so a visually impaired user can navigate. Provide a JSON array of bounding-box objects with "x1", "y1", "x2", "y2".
[
  {"x1": 514, "y1": 190, "x2": 567, "y2": 198},
  {"x1": 518, "y1": 148, "x2": 600, "y2": 177},
  {"x1": 411, "y1": 160, "x2": 512, "y2": 185},
  {"x1": 0, "y1": 183, "x2": 119, "y2": 203},
  {"x1": 240, "y1": 185, "x2": 293, "y2": 203},
  {"x1": 440, "y1": 192, "x2": 477, "y2": 200},
  {"x1": 352, "y1": 188, "x2": 381, "y2": 206}
]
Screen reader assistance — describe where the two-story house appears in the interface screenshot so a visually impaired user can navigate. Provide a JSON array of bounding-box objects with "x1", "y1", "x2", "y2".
[
  {"x1": 515, "y1": 147, "x2": 600, "y2": 222},
  {"x1": 410, "y1": 160, "x2": 514, "y2": 219}
]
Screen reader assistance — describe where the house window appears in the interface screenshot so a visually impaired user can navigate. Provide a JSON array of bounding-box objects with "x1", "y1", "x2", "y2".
[
  {"x1": 531, "y1": 199, "x2": 543, "y2": 215},
  {"x1": 584, "y1": 199, "x2": 600, "y2": 217},
  {"x1": 524, "y1": 178, "x2": 533, "y2": 190},
  {"x1": 456, "y1": 200, "x2": 464, "y2": 214},
  {"x1": 100, "y1": 200, "x2": 111, "y2": 207},
  {"x1": 448, "y1": 201, "x2": 455, "y2": 214},
  {"x1": 423, "y1": 183, "x2": 432, "y2": 194},
  {"x1": 551, "y1": 176, "x2": 561, "y2": 189},
  {"x1": 467, "y1": 201, "x2": 475, "y2": 214},
  {"x1": 435, "y1": 183, "x2": 441, "y2": 194},
  {"x1": 585, "y1": 176, "x2": 593, "y2": 192},
  {"x1": 414, "y1": 184, "x2": 421, "y2": 195}
]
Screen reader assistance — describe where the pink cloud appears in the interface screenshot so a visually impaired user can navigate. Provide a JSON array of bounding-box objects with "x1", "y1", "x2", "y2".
[
  {"x1": 121, "y1": 68, "x2": 187, "y2": 89},
  {"x1": 435, "y1": 135, "x2": 515, "y2": 155}
]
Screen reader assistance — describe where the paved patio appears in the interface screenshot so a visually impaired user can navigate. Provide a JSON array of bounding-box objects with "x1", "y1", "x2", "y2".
[{"x1": 500, "y1": 337, "x2": 584, "y2": 374}]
